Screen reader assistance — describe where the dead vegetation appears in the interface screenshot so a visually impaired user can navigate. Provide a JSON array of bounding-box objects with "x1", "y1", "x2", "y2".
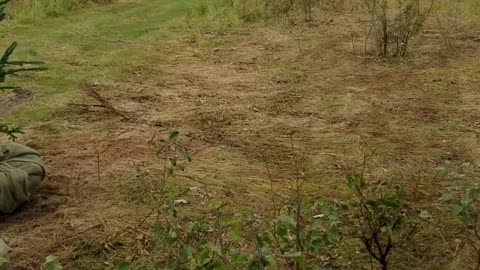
[{"x1": 68, "y1": 82, "x2": 130, "y2": 120}]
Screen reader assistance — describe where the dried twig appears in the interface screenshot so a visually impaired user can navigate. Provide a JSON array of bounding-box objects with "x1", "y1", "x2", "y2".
[{"x1": 80, "y1": 83, "x2": 130, "y2": 120}]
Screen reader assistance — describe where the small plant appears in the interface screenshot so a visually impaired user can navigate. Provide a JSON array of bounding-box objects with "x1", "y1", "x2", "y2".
[
  {"x1": 153, "y1": 199, "x2": 272, "y2": 269},
  {"x1": 0, "y1": 0, "x2": 46, "y2": 141},
  {"x1": 43, "y1": 255, "x2": 62, "y2": 270},
  {"x1": 441, "y1": 183, "x2": 480, "y2": 269},
  {"x1": 363, "y1": 0, "x2": 435, "y2": 57},
  {"x1": 262, "y1": 200, "x2": 341, "y2": 269},
  {"x1": 0, "y1": 123, "x2": 23, "y2": 141},
  {"x1": 258, "y1": 134, "x2": 341, "y2": 269},
  {"x1": 347, "y1": 172, "x2": 409, "y2": 270}
]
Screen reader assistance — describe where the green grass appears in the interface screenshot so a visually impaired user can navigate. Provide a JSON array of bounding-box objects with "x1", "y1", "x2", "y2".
[
  {"x1": 0, "y1": 0, "x2": 198, "y2": 126},
  {"x1": 440, "y1": 0, "x2": 480, "y2": 25}
]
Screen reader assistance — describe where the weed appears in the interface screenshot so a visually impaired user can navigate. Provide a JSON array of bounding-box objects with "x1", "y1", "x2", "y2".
[
  {"x1": 346, "y1": 171, "x2": 416, "y2": 270},
  {"x1": 364, "y1": 0, "x2": 435, "y2": 57},
  {"x1": 441, "y1": 183, "x2": 480, "y2": 269},
  {"x1": 43, "y1": 256, "x2": 62, "y2": 270}
]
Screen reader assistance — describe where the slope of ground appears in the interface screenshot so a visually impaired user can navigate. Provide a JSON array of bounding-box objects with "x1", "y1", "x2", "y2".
[{"x1": 1, "y1": 1, "x2": 480, "y2": 269}]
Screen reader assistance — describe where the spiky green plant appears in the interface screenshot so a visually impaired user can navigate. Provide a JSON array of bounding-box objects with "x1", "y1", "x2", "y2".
[{"x1": 0, "y1": 0, "x2": 46, "y2": 141}]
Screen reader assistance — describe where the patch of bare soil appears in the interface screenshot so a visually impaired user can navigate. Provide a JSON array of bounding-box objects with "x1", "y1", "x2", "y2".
[
  {"x1": 1, "y1": 12, "x2": 480, "y2": 269},
  {"x1": 0, "y1": 88, "x2": 32, "y2": 117}
]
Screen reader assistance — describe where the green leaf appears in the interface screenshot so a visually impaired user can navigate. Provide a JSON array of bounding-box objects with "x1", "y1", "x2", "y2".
[
  {"x1": 44, "y1": 256, "x2": 62, "y2": 270},
  {"x1": 440, "y1": 192, "x2": 454, "y2": 203},
  {"x1": 284, "y1": 251, "x2": 306, "y2": 269},
  {"x1": 175, "y1": 165, "x2": 185, "y2": 171},
  {"x1": 451, "y1": 204, "x2": 464, "y2": 216},
  {"x1": 0, "y1": 257, "x2": 8, "y2": 266},
  {"x1": 258, "y1": 232, "x2": 273, "y2": 245},
  {"x1": 452, "y1": 182, "x2": 463, "y2": 190},
  {"x1": 169, "y1": 131, "x2": 180, "y2": 141},
  {"x1": 277, "y1": 215, "x2": 295, "y2": 227},
  {"x1": 294, "y1": 254, "x2": 306, "y2": 269},
  {"x1": 313, "y1": 199, "x2": 325, "y2": 209},
  {"x1": 230, "y1": 225, "x2": 241, "y2": 243},
  {"x1": 212, "y1": 244, "x2": 222, "y2": 254},
  {"x1": 179, "y1": 245, "x2": 194, "y2": 261},
  {"x1": 346, "y1": 172, "x2": 365, "y2": 190},
  {"x1": 115, "y1": 262, "x2": 131, "y2": 270},
  {"x1": 383, "y1": 192, "x2": 400, "y2": 207},
  {"x1": 276, "y1": 225, "x2": 288, "y2": 237},
  {"x1": 418, "y1": 210, "x2": 432, "y2": 219}
]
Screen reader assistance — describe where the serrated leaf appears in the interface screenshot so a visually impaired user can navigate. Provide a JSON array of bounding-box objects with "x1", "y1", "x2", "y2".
[
  {"x1": 440, "y1": 192, "x2": 454, "y2": 203},
  {"x1": 169, "y1": 131, "x2": 180, "y2": 141},
  {"x1": 451, "y1": 204, "x2": 464, "y2": 216},
  {"x1": 44, "y1": 256, "x2": 62, "y2": 270}
]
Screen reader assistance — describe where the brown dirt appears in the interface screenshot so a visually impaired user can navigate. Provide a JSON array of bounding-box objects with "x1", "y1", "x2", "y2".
[
  {"x1": 0, "y1": 88, "x2": 33, "y2": 117},
  {"x1": 1, "y1": 10, "x2": 480, "y2": 270}
]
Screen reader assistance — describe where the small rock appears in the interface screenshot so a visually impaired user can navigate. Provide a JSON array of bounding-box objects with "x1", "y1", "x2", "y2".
[{"x1": 174, "y1": 199, "x2": 189, "y2": 206}]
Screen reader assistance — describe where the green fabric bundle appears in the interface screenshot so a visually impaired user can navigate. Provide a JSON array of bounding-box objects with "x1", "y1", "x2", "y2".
[{"x1": 0, "y1": 143, "x2": 46, "y2": 214}]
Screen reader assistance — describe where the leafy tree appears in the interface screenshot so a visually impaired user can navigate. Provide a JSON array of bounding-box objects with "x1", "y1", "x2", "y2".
[{"x1": 0, "y1": 0, "x2": 46, "y2": 141}]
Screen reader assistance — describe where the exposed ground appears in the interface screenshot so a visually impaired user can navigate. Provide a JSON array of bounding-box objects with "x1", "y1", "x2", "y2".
[{"x1": 0, "y1": 0, "x2": 480, "y2": 269}]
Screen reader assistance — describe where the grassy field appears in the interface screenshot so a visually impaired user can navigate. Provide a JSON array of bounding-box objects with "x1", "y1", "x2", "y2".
[
  {"x1": 1, "y1": 0, "x2": 196, "y2": 125},
  {"x1": 1, "y1": 0, "x2": 480, "y2": 269}
]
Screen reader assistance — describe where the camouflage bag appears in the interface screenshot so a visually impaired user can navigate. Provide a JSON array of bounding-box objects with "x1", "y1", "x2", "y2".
[{"x1": 0, "y1": 143, "x2": 46, "y2": 214}]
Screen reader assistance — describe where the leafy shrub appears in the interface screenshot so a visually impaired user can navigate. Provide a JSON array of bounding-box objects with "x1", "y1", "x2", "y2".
[
  {"x1": 346, "y1": 172, "x2": 415, "y2": 270},
  {"x1": 441, "y1": 183, "x2": 480, "y2": 269},
  {"x1": 364, "y1": 0, "x2": 435, "y2": 57}
]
